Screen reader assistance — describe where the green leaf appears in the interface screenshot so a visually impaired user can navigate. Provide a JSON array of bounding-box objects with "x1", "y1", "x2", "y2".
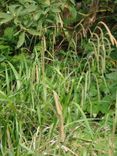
[
  {"x1": 110, "y1": 47, "x2": 117, "y2": 60},
  {"x1": 17, "y1": 31, "x2": 25, "y2": 48},
  {"x1": 4, "y1": 27, "x2": 14, "y2": 40},
  {"x1": 0, "y1": 12, "x2": 13, "y2": 25},
  {"x1": 106, "y1": 72, "x2": 117, "y2": 81},
  {"x1": 22, "y1": 4, "x2": 37, "y2": 14},
  {"x1": 8, "y1": 5, "x2": 20, "y2": 15},
  {"x1": 7, "y1": 61, "x2": 21, "y2": 90},
  {"x1": 27, "y1": 29, "x2": 41, "y2": 36}
]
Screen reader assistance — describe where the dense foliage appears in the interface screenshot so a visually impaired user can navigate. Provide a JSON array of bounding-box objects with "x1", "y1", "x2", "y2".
[{"x1": 0, "y1": 0, "x2": 117, "y2": 155}]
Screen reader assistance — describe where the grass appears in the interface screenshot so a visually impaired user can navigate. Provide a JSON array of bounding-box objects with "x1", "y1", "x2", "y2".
[{"x1": 0, "y1": 27, "x2": 117, "y2": 156}]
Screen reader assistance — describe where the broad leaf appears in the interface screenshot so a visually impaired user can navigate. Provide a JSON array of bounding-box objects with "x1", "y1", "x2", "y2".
[
  {"x1": 0, "y1": 12, "x2": 13, "y2": 25},
  {"x1": 17, "y1": 31, "x2": 25, "y2": 48}
]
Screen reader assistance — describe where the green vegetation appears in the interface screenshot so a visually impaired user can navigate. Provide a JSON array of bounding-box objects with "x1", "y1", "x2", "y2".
[{"x1": 0, "y1": 0, "x2": 117, "y2": 155}]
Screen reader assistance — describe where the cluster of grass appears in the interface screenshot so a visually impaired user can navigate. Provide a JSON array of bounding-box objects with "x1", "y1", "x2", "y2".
[{"x1": 0, "y1": 23, "x2": 117, "y2": 155}]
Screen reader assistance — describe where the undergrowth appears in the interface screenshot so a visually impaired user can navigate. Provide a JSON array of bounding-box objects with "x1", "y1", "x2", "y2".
[
  {"x1": 0, "y1": 29, "x2": 117, "y2": 155},
  {"x1": 0, "y1": 0, "x2": 117, "y2": 156}
]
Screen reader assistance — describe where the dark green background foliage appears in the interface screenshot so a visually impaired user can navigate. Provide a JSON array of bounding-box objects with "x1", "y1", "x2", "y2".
[{"x1": 0, "y1": 0, "x2": 117, "y2": 53}]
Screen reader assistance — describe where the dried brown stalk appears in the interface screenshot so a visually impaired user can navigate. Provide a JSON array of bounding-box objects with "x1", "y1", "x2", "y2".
[{"x1": 53, "y1": 91, "x2": 65, "y2": 143}]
